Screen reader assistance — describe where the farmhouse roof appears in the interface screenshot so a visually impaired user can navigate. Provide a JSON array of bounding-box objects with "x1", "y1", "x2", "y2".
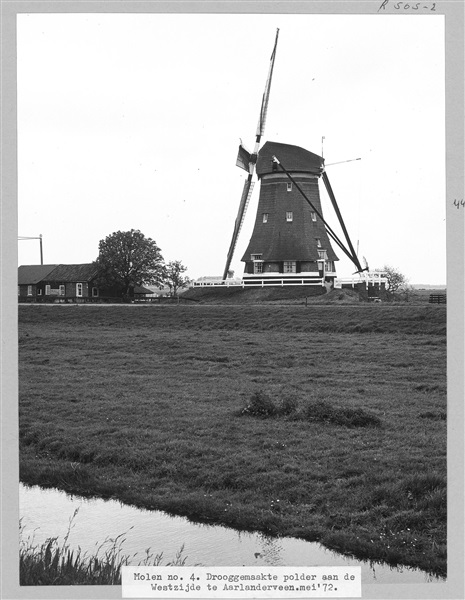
[
  {"x1": 42, "y1": 263, "x2": 99, "y2": 282},
  {"x1": 134, "y1": 285, "x2": 154, "y2": 295},
  {"x1": 18, "y1": 265, "x2": 58, "y2": 284},
  {"x1": 256, "y1": 141, "x2": 324, "y2": 177}
]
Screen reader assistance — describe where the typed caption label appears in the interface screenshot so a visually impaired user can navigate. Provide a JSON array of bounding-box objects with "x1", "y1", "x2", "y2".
[{"x1": 122, "y1": 566, "x2": 362, "y2": 598}]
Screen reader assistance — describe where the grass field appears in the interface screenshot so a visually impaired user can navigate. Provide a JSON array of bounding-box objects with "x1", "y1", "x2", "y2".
[{"x1": 18, "y1": 302, "x2": 447, "y2": 578}]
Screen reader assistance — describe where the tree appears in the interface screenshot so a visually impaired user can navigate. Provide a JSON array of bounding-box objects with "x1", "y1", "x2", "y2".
[
  {"x1": 383, "y1": 265, "x2": 409, "y2": 300},
  {"x1": 164, "y1": 260, "x2": 191, "y2": 297},
  {"x1": 94, "y1": 230, "x2": 165, "y2": 300}
]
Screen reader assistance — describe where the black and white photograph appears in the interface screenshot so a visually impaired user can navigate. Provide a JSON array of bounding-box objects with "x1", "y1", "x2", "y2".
[{"x1": 1, "y1": 2, "x2": 464, "y2": 599}]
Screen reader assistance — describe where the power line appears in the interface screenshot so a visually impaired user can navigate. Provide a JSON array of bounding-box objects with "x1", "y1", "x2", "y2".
[{"x1": 325, "y1": 157, "x2": 361, "y2": 167}]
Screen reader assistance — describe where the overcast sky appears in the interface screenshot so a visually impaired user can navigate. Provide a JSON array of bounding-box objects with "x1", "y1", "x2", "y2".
[{"x1": 17, "y1": 13, "x2": 445, "y2": 284}]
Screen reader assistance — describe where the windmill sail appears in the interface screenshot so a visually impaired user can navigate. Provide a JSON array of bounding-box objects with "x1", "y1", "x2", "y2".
[
  {"x1": 257, "y1": 31, "x2": 279, "y2": 137},
  {"x1": 321, "y1": 171, "x2": 364, "y2": 273},
  {"x1": 224, "y1": 177, "x2": 255, "y2": 265},
  {"x1": 222, "y1": 28, "x2": 280, "y2": 281}
]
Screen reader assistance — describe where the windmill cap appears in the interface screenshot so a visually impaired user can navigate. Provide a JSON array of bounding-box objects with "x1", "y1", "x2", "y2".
[{"x1": 256, "y1": 141, "x2": 324, "y2": 177}]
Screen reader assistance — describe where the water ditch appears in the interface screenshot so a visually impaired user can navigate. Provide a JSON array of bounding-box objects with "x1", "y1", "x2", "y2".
[{"x1": 20, "y1": 483, "x2": 440, "y2": 585}]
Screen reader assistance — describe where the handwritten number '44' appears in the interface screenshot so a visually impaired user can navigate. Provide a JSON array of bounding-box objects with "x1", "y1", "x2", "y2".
[{"x1": 453, "y1": 199, "x2": 465, "y2": 209}]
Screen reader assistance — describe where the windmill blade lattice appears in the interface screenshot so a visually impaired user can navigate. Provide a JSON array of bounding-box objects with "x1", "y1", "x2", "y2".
[
  {"x1": 223, "y1": 178, "x2": 255, "y2": 266},
  {"x1": 222, "y1": 29, "x2": 279, "y2": 281}
]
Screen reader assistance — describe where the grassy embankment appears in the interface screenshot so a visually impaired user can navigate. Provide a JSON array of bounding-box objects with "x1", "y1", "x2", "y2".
[{"x1": 19, "y1": 302, "x2": 447, "y2": 578}]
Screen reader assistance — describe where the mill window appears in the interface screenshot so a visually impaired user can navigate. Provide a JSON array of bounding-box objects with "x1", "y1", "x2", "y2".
[
  {"x1": 251, "y1": 254, "x2": 262, "y2": 261},
  {"x1": 311, "y1": 212, "x2": 317, "y2": 221},
  {"x1": 318, "y1": 250, "x2": 328, "y2": 260},
  {"x1": 262, "y1": 213, "x2": 268, "y2": 223},
  {"x1": 316, "y1": 238, "x2": 322, "y2": 248},
  {"x1": 325, "y1": 261, "x2": 334, "y2": 272},
  {"x1": 284, "y1": 261, "x2": 296, "y2": 273},
  {"x1": 254, "y1": 262, "x2": 263, "y2": 274},
  {"x1": 287, "y1": 182, "x2": 292, "y2": 192},
  {"x1": 286, "y1": 211, "x2": 293, "y2": 222}
]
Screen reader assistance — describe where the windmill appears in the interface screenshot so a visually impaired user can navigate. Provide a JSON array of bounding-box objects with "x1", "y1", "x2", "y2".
[{"x1": 222, "y1": 30, "x2": 367, "y2": 286}]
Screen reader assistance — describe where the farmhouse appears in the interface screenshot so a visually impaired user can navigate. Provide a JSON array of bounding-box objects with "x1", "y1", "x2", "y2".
[
  {"x1": 18, "y1": 264, "x2": 99, "y2": 302},
  {"x1": 17, "y1": 264, "x2": 58, "y2": 300},
  {"x1": 18, "y1": 264, "x2": 155, "y2": 303}
]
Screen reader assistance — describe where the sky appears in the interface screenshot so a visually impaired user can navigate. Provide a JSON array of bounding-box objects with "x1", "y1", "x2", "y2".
[{"x1": 17, "y1": 13, "x2": 446, "y2": 284}]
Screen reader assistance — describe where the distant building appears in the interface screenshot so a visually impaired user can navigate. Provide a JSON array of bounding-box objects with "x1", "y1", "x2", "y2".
[
  {"x1": 18, "y1": 264, "x2": 153, "y2": 303},
  {"x1": 18, "y1": 264, "x2": 59, "y2": 299},
  {"x1": 194, "y1": 275, "x2": 242, "y2": 288}
]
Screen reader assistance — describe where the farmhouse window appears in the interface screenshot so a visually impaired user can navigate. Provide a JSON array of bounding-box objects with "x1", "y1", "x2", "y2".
[
  {"x1": 59, "y1": 285, "x2": 65, "y2": 296},
  {"x1": 38, "y1": 289, "x2": 42, "y2": 295},
  {"x1": 311, "y1": 212, "x2": 317, "y2": 221},
  {"x1": 92, "y1": 287, "x2": 99, "y2": 297},
  {"x1": 27, "y1": 285, "x2": 32, "y2": 296},
  {"x1": 76, "y1": 283, "x2": 83, "y2": 297},
  {"x1": 286, "y1": 211, "x2": 293, "y2": 222},
  {"x1": 287, "y1": 182, "x2": 292, "y2": 192},
  {"x1": 18, "y1": 286, "x2": 20, "y2": 296},
  {"x1": 284, "y1": 261, "x2": 296, "y2": 273},
  {"x1": 262, "y1": 213, "x2": 268, "y2": 223}
]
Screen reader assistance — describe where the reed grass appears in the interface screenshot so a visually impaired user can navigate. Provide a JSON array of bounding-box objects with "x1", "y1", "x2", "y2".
[{"x1": 19, "y1": 511, "x2": 186, "y2": 586}]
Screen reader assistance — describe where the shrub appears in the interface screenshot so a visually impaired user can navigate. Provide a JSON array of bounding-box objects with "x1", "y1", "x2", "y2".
[
  {"x1": 419, "y1": 411, "x2": 446, "y2": 421},
  {"x1": 303, "y1": 400, "x2": 382, "y2": 428},
  {"x1": 241, "y1": 391, "x2": 277, "y2": 418},
  {"x1": 276, "y1": 393, "x2": 299, "y2": 416},
  {"x1": 240, "y1": 394, "x2": 380, "y2": 427},
  {"x1": 303, "y1": 400, "x2": 334, "y2": 422},
  {"x1": 240, "y1": 389, "x2": 300, "y2": 419}
]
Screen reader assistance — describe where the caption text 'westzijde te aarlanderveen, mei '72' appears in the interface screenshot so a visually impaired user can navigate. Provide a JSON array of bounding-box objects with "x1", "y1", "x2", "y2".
[{"x1": 122, "y1": 566, "x2": 362, "y2": 598}]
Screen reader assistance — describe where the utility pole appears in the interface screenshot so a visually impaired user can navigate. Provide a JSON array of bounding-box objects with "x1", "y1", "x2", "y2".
[{"x1": 18, "y1": 235, "x2": 43, "y2": 265}]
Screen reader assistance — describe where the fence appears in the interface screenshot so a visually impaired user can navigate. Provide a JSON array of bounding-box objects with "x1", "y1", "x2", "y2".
[
  {"x1": 18, "y1": 295, "x2": 124, "y2": 304},
  {"x1": 429, "y1": 294, "x2": 446, "y2": 304},
  {"x1": 193, "y1": 278, "x2": 325, "y2": 288}
]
